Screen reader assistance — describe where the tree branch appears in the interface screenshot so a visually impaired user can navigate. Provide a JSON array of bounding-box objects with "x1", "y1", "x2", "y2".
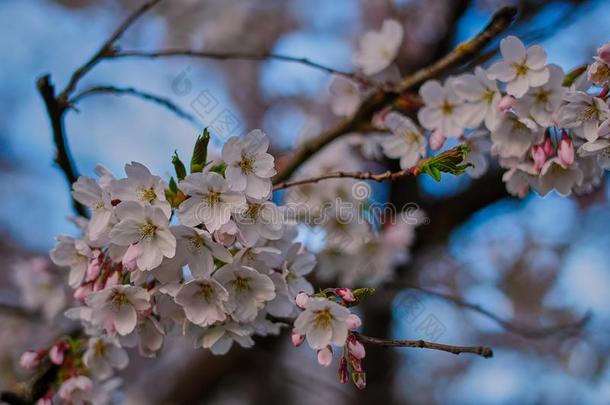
[
  {"x1": 109, "y1": 49, "x2": 370, "y2": 85},
  {"x1": 402, "y1": 285, "x2": 591, "y2": 339},
  {"x1": 272, "y1": 6, "x2": 517, "y2": 184},
  {"x1": 70, "y1": 85, "x2": 201, "y2": 126},
  {"x1": 354, "y1": 333, "x2": 493, "y2": 358}
]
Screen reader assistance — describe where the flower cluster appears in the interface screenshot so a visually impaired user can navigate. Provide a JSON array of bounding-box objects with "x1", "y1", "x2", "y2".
[{"x1": 36, "y1": 129, "x2": 323, "y2": 401}]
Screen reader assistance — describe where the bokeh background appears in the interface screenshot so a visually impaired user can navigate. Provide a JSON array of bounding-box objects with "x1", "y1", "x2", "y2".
[{"x1": 1, "y1": 0, "x2": 610, "y2": 404}]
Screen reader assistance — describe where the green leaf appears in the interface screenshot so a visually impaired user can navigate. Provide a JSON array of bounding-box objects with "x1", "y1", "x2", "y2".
[
  {"x1": 352, "y1": 287, "x2": 375, "y2": 301},
  {"x1": 172, "y1": 151, "x2": 187, "y2": 180},
  {"x1": 209, "y1": 162, "x2": 227, "y2": 176},
  {"x1": 417, "y1": 144, "x2": 472, "y2": 181},
  {"x1": 168, "y1": 176, "x2": 178, "y2": 193},
  {"x1": 191, "y1": 128, "x2": 210, "y2": 173}
]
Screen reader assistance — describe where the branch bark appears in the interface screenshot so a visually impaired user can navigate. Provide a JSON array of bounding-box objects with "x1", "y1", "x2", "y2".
[{"x1": 355, "y1": 333, "x2": 493, "y2": 358}]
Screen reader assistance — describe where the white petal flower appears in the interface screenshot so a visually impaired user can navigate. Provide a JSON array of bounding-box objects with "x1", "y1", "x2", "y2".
[
  {"x1": 293, "y1": 298, "x2": 350, "y2": 350},
  {"x1": 222, "y1": 130, "x2": 276, "y2": 199},
  {"x1": 535, "y1": 157, "x2": 584, "y2": 196},
  {"x1": 214, "y1": 265, "x2": 275, "y2": 322},
  {"x1": 451, "y1": 66, "x2": 502, "y2": 130},
  {"x1": 417, "y1": 80, "x2": 464, "y2": 137},
  {"x1": 83, "y1": 336, "x2": 129, "y2": 380},
  {"x1": 110, "y1": 162, "x2": 171, "y2": 218},
  {"x1": 329, "y1": 76, "x2": 361, "y2": 117},
  {"x1": 177, "y1": 172, "x2": 247, "y2": 232},
  {"x1": 85, "y1": 285, "x2": 151, "y2": 336},
  {"x1": 491, "y1": 114, "x2": 544, "y2": 158},
  {"x1": 172, "y1": 225, "x2": 232, "y2": 278},
  {"x1": 487, "y1": 36, "x2": 550, "y2": 97},
  {"x1": 557, "y1": 91, "x2": 610, "y2": 142},
  {"x1": 193, "y1": 321, "x2": 254, "y2": 355},
  {"x1": 283, "y1": 243, "x2": 315, "y2": 298},
  {"x1": 514, "y1": 64, "x2": 566, "y2": 126},
  {"x1": 50, "y1": 235, "x2": 91, "y2": 288},
  {"x1": 175, "y1": 278, "x2": 229, "y2": 327},
  {"x1": 353, "y1": 19, "x2": 403, "y2": 76},
  {"x1": 72, "y1": 176, "x2": 114, "y2": 241},
  {"x1": 232, "y1": 198, "x2": 283, "y2": 247},
  {"x1": 58, "y1": 376, "x2": 93, "y2": 405},
  {"x1": 381, "y1": 112, "x2": 426, "y2": 169},
  {"x1": 109, "y1": 201, "x2": 176, "y2": 271}
]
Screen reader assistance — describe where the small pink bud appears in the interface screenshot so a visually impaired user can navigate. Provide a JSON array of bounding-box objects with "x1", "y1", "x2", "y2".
[
  {"x1": 86, "y1": 259, "x2": 101, "y2": 282},
  {"x1": 93, "y1": 275, "x2": 105, "y2": 292},
  {"x1": 347, "y1": 335, "x2": 366, "y2": 359},
  {"x1": 348, "y1": 353, "x2": 363, "y2": 372},
  {"x1": 36, "y1": 397, "x2": 53, "y2": 405},
  {"x1": 598, "y1": 42, "x2": 610, "y2": 65},
  {"x1": 213, "y1": 221, "x2": 240, "y2": 246},
  {"x1": 429, "y1": 128, "x2": 447, "y2": 151},
  {"x1": 542, "y1": 136, "x2": 554, "y2": 157},
  {"x1": 335, "y1": 288, "x2": 356, "y2": 303},
  {"x1": 498, "y1": 95, "x2": 516, "y2": 112},
  {"x1": 122, "y1": 243, "x2": 142, "y2": 272},
  {"x1": 317, "y1": 347, "x2": 333, "y2": 367},
  {"x1": 557, "y1": 133, "x2": 575, "y2": 167},
  {"x1": 531, "y1": 145, "x2": 547, "y2": 173},
  {"x1": 295, "y1": 292, "x2": 310, "y2": 309},
  {"x1": 49, "y1": 343, "x2": 65, "y2": 365},
  {"x1": 291, "y1": 330, "x2": 305, "y2": 347},
  {"x1": 20, "y1": 351, "x2": 41, "y2": 370},
  {"x1": 73, "y1": 283, "x2": 93, "y2": 302},
  {"x1": 346, "y1": 314, "x2": 362, "y2": 330},
  {"x1": 104, "y1": 271, "x2": 121, "y2": 289},
  {"x1": 338, "y1": 357, "x2": 349, "y2": 384}
]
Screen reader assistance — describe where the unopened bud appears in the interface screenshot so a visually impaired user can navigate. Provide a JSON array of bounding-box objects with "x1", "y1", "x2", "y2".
[
  {"x1": 430, "y1": 128, "x2": 447, "y2": 151},
  {"x1": 335, "y1": 288, "x2": 356, "y2": 303},
  {"x1": 73, "y1": 283, "x2": 93, "y2": 302},
  {"x1": 346, "y1": 313, "x2": 362, "y2": 330},
  {"x1": 291, "y1": 330, "x2": 305, "y2": 347},
  {"x1": 20, "y1": 351, "x2": 41, "y2": 370},
  {"x1": 347, "y1": 335, "x2": 366, "y2": 359},
  {"x1": 338, "y1": 357, "x2": 349, "y2": 384},
  {"x1": 317, "y1": 346, "x2": 333, "y2": 367},
  {"x1": 557, "y1": 133, "x2": 575, "y2": 167},
  {"x1": 49, "y1": 343, "x2": 66, "y2": 365},
  {"x1": 295, "y1": 292, "x2": 310, "y2": 309},
  {"x1": 352, "y1": 371, "x2": 367, "y2": 390},
  {"x1": 498, "y1": 95, "x2": 516, "y2": 112},
  {"x1": 598, "y1": 42, "x2": 610, "y2": 65},
  {"x1": 122, "y1": 243, "x2": 142, "y2": 272}
]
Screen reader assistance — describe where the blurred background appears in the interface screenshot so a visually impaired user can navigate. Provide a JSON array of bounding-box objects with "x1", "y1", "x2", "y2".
[{"x1": 1, "y1": 0, "x2": 610, "y2": 404}]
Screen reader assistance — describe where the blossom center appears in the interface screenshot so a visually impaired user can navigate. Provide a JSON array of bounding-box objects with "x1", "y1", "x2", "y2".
[
  {"x1": 231, "y1": 276, "x2": 250, "y2": 293},
  {"x1": 513, "y1": 62, "x2": 529, "y2": 76},
  {"x1": 441, "y1": 100, "x2": 454, "y2": 115},
  {"x1": 199, "y1": 283, "x2": 214, "y2": 302},
  {"x1": 245, "y1": 203, "x2": 261, "y2": 219},
  {"x1": 313, "y1": 308, "x2": 334, "y2": 328},
  {"x1": 482, "y1": 89, "x2": 495, "y2": 104},
  {"x1": 110, "y1": 291, "x2": 129, "y2": 308},
  {"x1": 534, "y1": 89, "x2": 550, "y2": 104},
  {"x1": 139, "y1": 222, "x2": 157, "y2": 240},
  {"x1": 581, "y1": 104, "x2": 600, "y2": 121},
  {"x1": 94, "y1": 341, "x2": 107, "y2": 356},
  {"x1": 138, "y1": 187, "x2": 157, "y2": 203},
  {"x1": 187, "y1": 235, "x2": 205, "y2": 252},
  {"x1": 94, "y1": 201, "x2": 105, "y2": 210},
  {"x1": 239, "y1": 157, "x2": 254, "y2": 174},
  {"x1": 205, "y1": 191, "x2": 221, "y2": 206}
]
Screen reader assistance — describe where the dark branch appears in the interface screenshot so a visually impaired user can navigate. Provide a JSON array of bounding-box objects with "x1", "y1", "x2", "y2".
[
  {"x1": 109, "y1": 49, "x2": 369, "y2": 85},
  {"x1": 354, "y1": 333, "x2": 493, "y2": 358},
  {"x1": 403, "y1": 285, "x2": 591, "y2": 339},
  {"x1": 70, "y1": 85, "x2": 201, "y2": 126}
]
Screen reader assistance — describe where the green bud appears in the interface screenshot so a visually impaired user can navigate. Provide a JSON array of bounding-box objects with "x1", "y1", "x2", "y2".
[{"x1": 191, "y1": 128, "x2": 210, "y2": 173}]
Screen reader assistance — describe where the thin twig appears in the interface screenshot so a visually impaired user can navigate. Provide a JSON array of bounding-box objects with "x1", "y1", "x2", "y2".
[
  {"x1": 70, "y1": 85, "x2": 201, "y2": 126},
  {"x1": 58, "y1": 0, "x2": 164, "y2": 101},
  {"x1": 109, "y1": 49, "x2": 370, "y2": 85},
  {"x1": 0, "y1": 302, "x2": 38, "y2": 320},
  {"x1": 272, "y1": 6, "x2": 517, "y2": 184},
  {"x1": 354, "y1": 333, "x2": 493, "y2": 358},
  {"x1": 402, "y1": 285, "x2": 591, "y2": 339}
]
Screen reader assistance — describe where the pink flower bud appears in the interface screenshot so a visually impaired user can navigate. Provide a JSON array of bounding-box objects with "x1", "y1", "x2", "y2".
[
  {"x1": 531, "y1": 145, "x2": 547, "y2": 173},
  {"x1": 295, "y1": 292, "x2": 310, "y2": 309},
  {"x1": 335, "y1": 288, "x2": 356, "y2": 303},
  {"x1": 73, "y1": 283, "x2": 93, "y2": 302},
  {"x1": 86, "y1": 259, "x2": 101, "y2": 282},
  {"x1": 291, "y1": 330, "x2": 305, "y2": 347},
  {"x1": 557, "y1": 133, "x2": 575, "y2": 167},
  {"x1": 20, "y1": 351, "x2": 41, "y2": 370},
  {"x1": 338, "y1": 357, "x2": 349, "y2": 384},
  {"x1": 49, "y1": 343, "x2": 65, "y2": 365},
  {"x1": 498, "y1": 95, "x2": 516, "y2": 112},
  {"x1": 213, "y1": 221, "x2": 240, "y2": 246},
  {"x1": 598, "y1": 42, "x2": 610, "y2": 65},
  {"x1": 347, "y1": 335, "x2": 366, "y2": 359},
  {"x1": 122, "y1": 243, "x2": 142, "y2": 272},
  {"x1": 317, "y1": 347, "x2": 333, "y2": 367},
  {"x1": 542, "y1": 136, "x2": 554, "y2": 157},
  {"x1": 36, "y1": 397, "x2": 53, "y2": 405},
  {"x1": 104, "y1": 271, "x2": 121, "y2": 289},
  {"x1": 429, "y1": 128, "x2": 447, "y2": 151},
  {"x1": 345, "y1": 313, "x2": 362, "y2": 330}
]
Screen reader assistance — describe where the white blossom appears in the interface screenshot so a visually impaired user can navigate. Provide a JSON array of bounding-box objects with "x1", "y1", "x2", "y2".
[
  {"x1": 514, "y1": 64, "x2": 566, "y2": 126},
  {"x1": 558, "y1": 91, "x2": 610, "y2": 142},
  {"x1": 487, "y1": 36, "x2": 550, "y2": 97},
  {"x1": 491, "y1": 114, "x2": 544, "y2": 158},
  {"x1": 177, "y1": 171, "x2": 247, "y2": 232},
  {"x1": 175, "y1": 278, "x2": 229, "y2": 326},
  {"x1": 214, "y1": 265, "x2": 275, "y2": 322},
  {"x1": 293, "y1": 298, "x2": 350, "y2": 350},
  {"x1": 353, "y1": 19, "x2": 403, "y2": 75},
  {"x1": 72, "y1": 176, "x2": 114, "y2": 240},
  {"x1": 58, "y1": 376, "x2": 94, "y2": 405},
  {"x1": 381, "y1": 112, "x2": 426, "y2": 169},
  {"x1": 83, "y1": 336, "x2": 129, "y2": 380},
  {"x1": 417, "y1": 80, "x2": 464, "y2": 137},
  {"x1": 172, "y1": 225, "x2": 233, "y2": 278},
  {"x1": 329, "y1": 76, "x2": 361, "y2": 117},
  {"x1": 109, "y1": 201, "x2": 176, "y2": 271},
  {"x1": 222, "y1": 129, "x2": 276, "y2": 199},
  {"x1": 110, "y1": 161, "x2": 171, "y2": 218},
  {"x1": 451, "y1": 66, "x2": 502, "y2": 130},
  {"x1": 232, "y1": 198, "x2": 283, "y2": 246},
  {"x1": 193, "y1": 321, "x2": 254, "y2": 355},
  {"x1": 85, "y1": 285, "x2": 151, "y2": 336},
  {"x1": 50, "y1": 235, "x2": 91, "y2": 288}
]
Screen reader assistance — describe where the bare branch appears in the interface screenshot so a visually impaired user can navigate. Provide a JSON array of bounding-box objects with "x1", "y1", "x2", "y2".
[
  {"x1": 0, "y1": 302, "x2": 38, "y2": 320},
  {"x1": 272, "y1": 6, "x2": 517, "y2": 184},
  {"x1": 70, "y1": 85, "x2": 201, "y2": 127},
  {"x1": 109, "y1": 49, "x2": 369, "y2": 85},
  {"x1": 354, "y1": 333, "x2": 493, "y2": 358},
  {"x1": 58, "y1": 0, "x2": 164, "y2": 100},
  {"x1": 402, "y1": 285, "x2": 591, "y2": 339}
]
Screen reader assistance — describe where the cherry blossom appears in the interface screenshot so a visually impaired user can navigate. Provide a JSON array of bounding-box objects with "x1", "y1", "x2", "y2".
[
  {"x1": 175, "y1": 278, "x2": 229, "y2": 326},
  {"x1": 381, "y1": 112, "x2": 427, "y2": 169},
  {"x1": 353, "y1": 19, "x2": 403, "y2": 75},
  {"x1": 417, "y1": 80, "x2": 464, "y2": 137},
  {"x1": 293, "y1": 297, "x2": 350, "y2": 350},
  {"x1": 83, "y1": 336, "x2": 129, "y2": 380},
  {"x1": 85, "y1": 285, "x2": 151, "y2": 336}
]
